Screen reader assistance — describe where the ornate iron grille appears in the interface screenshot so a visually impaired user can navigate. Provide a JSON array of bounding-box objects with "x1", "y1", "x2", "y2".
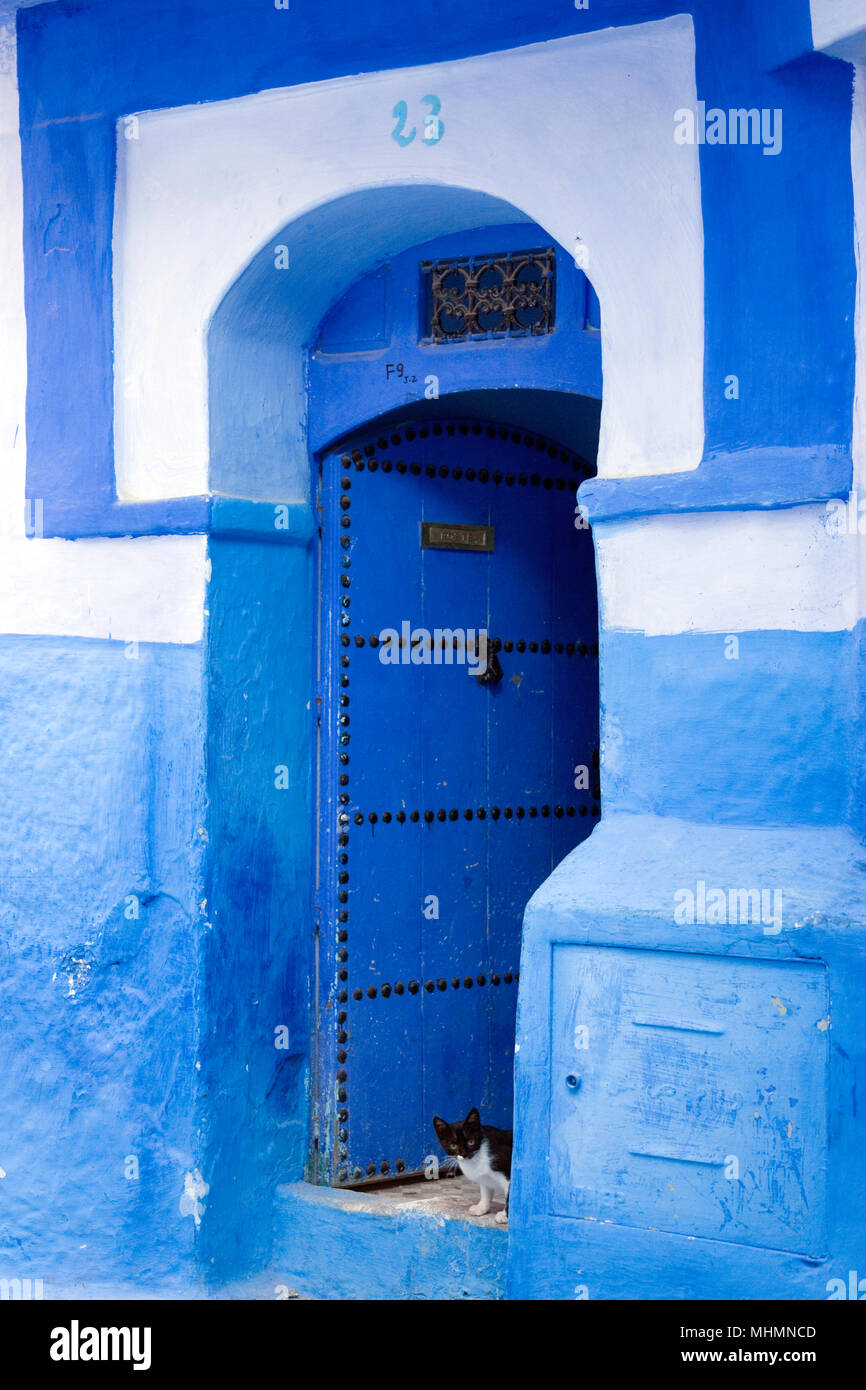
[{"x1": 421, "y1": 248, "x2": 556, "y2": 343}]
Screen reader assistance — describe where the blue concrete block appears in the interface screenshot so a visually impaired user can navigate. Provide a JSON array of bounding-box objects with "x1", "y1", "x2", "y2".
[
  {"x1": 275, "y1": 1183, "x2": 507, "y2": 1300},
  {"x1": 509, "y1": 813, "x2": 866, "y2": 1300}
]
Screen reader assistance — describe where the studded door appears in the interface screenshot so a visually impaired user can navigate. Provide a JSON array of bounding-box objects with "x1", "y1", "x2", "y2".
[{"x1": 315, "y1": 418, "x2": 599, "y2": 1186}]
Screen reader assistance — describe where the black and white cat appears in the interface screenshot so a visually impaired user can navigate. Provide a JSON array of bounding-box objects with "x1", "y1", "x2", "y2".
[{"x1": 433, "y1": 1108, "x2": 512, "y2": 1223}]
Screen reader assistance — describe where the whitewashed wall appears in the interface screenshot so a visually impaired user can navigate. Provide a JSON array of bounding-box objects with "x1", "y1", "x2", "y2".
[{"x1": 811, "y1": 0, "x2": 866, "y2": 62}]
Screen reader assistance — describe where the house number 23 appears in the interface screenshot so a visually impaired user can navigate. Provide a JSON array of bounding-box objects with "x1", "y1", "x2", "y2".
[{"x1": 391, "y1": 95, "x2": 444, "y2": 146}]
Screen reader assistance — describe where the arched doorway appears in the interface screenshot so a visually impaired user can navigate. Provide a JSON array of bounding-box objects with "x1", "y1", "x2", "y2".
[
  {"x1": 205, "y1": 200, "x2": 604, "y2": 1226},
  {"x1": 313, "y1": 414, "x2": 600, "y2": 1184},
  {"x1": 305, "y1": 219, "x2": 603, "y2": 1184}
]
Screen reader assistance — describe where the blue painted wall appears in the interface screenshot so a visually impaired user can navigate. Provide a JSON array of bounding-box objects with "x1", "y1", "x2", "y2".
[
  {"x1": 0, "y1": 524, "x2": 325, "y2": 1296},
  {"x1": 0, "y1": 636, "x2": 206, "y2": 1295},
  {"x1": 200, "y1": 523, "x2": 315, "y2": 1285},
  {"x1": 274, "y1": 1182, "x2": 507, "y2": 1300},
  {"x1": 9, "y1": 0, "x2": 866, "y2": 1301},
  {"x1": 17, "y1": 0, "x2": 856, "y2": 527},
  {"x1": 697, "y1": 3, "x2": 855, "y2": 458},
  {"x1": 601, "y1": 628, "x2": 853, "y2": 826},
  {"x1": 854, "y1": 620, "x2": 866, "y2": 841},
  {"x1": 508, "y1": 814, "x2": 866, "y2": 1300}
]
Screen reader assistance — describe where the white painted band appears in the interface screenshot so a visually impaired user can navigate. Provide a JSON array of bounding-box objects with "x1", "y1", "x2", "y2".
[
  {"x1": 597, "y1": 506, "x2": 861, "y2": 636},
  {"x1": 0, "y1": 535, "x2": 207, "y2": 644}
]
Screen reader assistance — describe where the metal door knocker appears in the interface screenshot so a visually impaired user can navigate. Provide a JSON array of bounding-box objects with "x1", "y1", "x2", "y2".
[{"x1": 476, "y1": 646, "x2": 504, "y2": 686}]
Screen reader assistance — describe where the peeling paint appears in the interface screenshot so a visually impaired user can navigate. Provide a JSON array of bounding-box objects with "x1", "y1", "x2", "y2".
[{"x1": 179, "y1": 1169, "x2": 209, "y2": 1228}]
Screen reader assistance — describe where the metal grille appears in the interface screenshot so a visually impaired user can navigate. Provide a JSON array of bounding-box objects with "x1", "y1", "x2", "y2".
[{"x1": 421, "y1": 248, "x2": 556, "y2": 343}]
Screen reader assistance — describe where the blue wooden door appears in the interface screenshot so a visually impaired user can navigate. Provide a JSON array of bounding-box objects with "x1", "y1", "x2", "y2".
[{"x1": 315, "y1": 418, "x2": 598, "y2": 1185}]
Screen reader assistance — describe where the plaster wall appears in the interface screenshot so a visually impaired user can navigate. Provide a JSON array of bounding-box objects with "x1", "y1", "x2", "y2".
[
  {"x1": 113, "y1": 17, "x2": 704, "y2": 500},
  {"x1": 0, "y1": 10, "x2": 209, "y2": 1299},
  {"x1": 2, "y1": 0, "x2": 866, "y2": 1300},
  {"x1": 0, "y1": 635, "x2": 208, "y2": 1295},
  {"x1": 811, "y1": 0, "x2": 866, "y2": 60},
  {"x1": 851, "y1": 64, "x2": 866, "y2": 502},
  {"x1": 0, "y1": 20, "x2": 207, "y2": 643}
]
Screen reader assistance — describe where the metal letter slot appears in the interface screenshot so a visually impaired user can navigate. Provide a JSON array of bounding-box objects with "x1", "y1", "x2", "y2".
[{"x1": 421, "y1": 521, "x2": 494, "y2": 552}]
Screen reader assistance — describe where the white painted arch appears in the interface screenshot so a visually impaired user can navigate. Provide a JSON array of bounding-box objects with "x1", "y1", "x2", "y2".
[
  {"x1": 113, "y1": 14, "x2": 704, "y2": 502},
  {"x1": 811, "y1": 0, "x2": 866, "y2": 62}
]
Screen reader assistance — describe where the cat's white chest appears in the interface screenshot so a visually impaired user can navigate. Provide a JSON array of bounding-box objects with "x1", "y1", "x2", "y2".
[
  {"x1": 459, "y1": 1141, "x2": 508, "y2": 1194},
  {"x1": 458, "y1": 1144, "x2": 490, "y2": 1182}
]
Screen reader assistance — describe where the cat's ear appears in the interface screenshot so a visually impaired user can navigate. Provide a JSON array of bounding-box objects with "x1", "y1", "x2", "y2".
[
  {"x1": 433, "y1": 1116, "x2": 451, "y2": 1142},
  {"x1": 465, "y1": 1107, "x2": 481, "y2": 1131}
]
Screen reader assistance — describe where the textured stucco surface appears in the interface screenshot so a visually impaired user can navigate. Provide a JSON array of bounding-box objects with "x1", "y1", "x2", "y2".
[
  {"x1": 3, "y1": 0, "x2": 865, "y2": 1302},
  {"x1": 0, "y1": 636, "x2": 207, "y2": 1294},
  {"x1": 510, "y1": 813, "x2": 866, "y2": 1299}
]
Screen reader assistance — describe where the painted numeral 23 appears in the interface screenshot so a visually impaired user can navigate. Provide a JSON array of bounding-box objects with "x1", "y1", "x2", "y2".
[{"x1": 391, "y1": 95, "x2": 444, "y2": 147}]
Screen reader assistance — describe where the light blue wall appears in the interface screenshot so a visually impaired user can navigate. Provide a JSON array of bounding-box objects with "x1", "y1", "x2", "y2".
[
  {"x1": 0, "y1": 636, "x2": 207, "y2": 1295},
  {"x1": 0, "y1": 523, "x2": 322, "y2": 1298},
  {"x1": 275, "y1": 1183, "x2": 507, "y2": 1300},
  {"x1": 509, "y1": 815, "x2": 866, "y2": 1299},
  {"x1": 600, "y1": 628, "x2": 853, "y2": 825}
]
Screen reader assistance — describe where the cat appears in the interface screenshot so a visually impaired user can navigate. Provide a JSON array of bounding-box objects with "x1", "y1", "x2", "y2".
[{"x1": 433, "y1": 1108, "x2": 512, "y2": 1223}]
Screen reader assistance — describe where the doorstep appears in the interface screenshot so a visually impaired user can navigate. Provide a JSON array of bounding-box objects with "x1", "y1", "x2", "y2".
[{"x1": 274, "y1": 1176, "x2": 508, "y2": 1300}]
